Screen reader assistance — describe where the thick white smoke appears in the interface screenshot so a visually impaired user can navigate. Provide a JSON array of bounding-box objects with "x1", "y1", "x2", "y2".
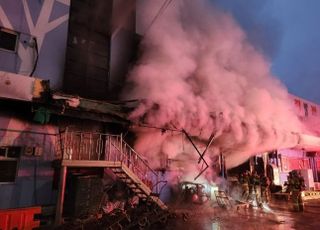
[{"x1": 123, "y1": 0, "x2": 303, "y2": 175}]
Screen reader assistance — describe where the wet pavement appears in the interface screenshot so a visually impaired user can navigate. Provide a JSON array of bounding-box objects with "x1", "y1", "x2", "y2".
[{"x1": 166, "y1": 200, "x2": 320, "y2": 230}]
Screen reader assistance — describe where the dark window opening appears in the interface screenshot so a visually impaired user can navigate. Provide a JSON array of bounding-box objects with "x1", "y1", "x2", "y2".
[
  {"x1": 0, "y1": 160, "x2": 19, "y2": 183},
  {"x1": 0, "y1": 146, "x2": 21, "y2": 183},
  {"x1": 0, "y1": 28, "x2": 18, "y2": 52}
]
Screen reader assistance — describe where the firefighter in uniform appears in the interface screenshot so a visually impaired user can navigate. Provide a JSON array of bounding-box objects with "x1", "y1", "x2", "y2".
[
  {"x1": 286, "y1": 172, "x2": 294, "y2": 193},
  {"x1": 298, "y1": 172, "x2": 306, "y2": 191},
  {"x1": 248, "y1": 171, "x2": 254, "y2": 201},
  {"x1": 289, "y1": 170, "x2": 305, "y2": 212},
  {"x1": 239, "y1": 171, "x2": 250, "y2": 201},
  {"x1": 260, "y1": 175, "x2": 270, "y2": 204},
  {"x1": 250, "y1": 171, "x2": 261, "y2": 206}
]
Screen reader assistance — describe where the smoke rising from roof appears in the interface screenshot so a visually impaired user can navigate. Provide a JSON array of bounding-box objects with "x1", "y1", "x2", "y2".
[{"x1": 124, "y1": 0, "x2": 302, "y2": 174}]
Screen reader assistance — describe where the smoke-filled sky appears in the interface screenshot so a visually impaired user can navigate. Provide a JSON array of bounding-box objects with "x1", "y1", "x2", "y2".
[
  {"x1": 212, "y1": 0, "x2": 320, "y2": 104},
  {"x1": 125, "y1": 0, "x2": 305, "y2": 175}
]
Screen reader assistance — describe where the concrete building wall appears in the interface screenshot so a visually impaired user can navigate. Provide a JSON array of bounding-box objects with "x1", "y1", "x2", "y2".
[
  {"x1": 0, "y1": 114, "x2": 58, "y2": 209},
  {"x1": 290, "y1": 94, "x2": 320, "y2": 136},
  {"x1": 0, "y1": 0, "x2": 70, "y2": 89}
]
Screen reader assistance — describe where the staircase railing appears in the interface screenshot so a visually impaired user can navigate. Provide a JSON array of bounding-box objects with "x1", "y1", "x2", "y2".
[{"x1": 59, "y1": 130, "x2": 160, "y2": 194}]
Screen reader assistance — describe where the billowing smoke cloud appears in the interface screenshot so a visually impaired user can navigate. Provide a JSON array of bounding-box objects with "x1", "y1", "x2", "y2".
[{"x1": 123, "y1": 0, "x2": 303, "y2": 177}]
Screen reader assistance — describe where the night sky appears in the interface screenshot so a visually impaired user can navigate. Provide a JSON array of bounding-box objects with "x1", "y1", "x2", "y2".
[{"x1": 212, "y1": 0, "x2": 320, "y2": 104}]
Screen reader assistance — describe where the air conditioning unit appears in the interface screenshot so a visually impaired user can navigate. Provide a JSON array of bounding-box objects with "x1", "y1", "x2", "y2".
[
  {"x1": 24, "y1": 146, "x2": 34, "y2": 156},
  {"x1": 23, "y1": 146, "x2": 43, "y2": 157},
  {"x1": 34, "y1": 147, "x2": 43, "y2": 156}
]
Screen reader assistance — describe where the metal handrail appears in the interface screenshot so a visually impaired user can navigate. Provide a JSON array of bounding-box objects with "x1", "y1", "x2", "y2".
[
  {"x1": 110, "y1": 137, "x2": 158, "y2": 192},
  {"x1": 113, "y1": 145, "x2": 146, "y2": 180},
  {"x1": 59, "y1": 130, "x2": 160, "y2": 193},
  {"x1": 121, "y1": 140, "x2": 158, "y2": 176}
]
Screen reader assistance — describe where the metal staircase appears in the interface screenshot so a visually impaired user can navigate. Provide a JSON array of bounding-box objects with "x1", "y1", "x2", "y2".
[
  {"x1": 59, "y1": 130, "x2": 167, "y2": 210},
  {"x1": 110, "y1": 164, "x2": 167, "y2": 210}
]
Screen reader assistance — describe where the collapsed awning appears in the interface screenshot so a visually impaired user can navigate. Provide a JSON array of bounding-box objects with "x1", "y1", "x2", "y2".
[
  {"x1": 0, "y1": 71, "x2": 138, "y2": 124},
  {"x1": 50, "y1": 92, "x2": 138, "y2": 123}
]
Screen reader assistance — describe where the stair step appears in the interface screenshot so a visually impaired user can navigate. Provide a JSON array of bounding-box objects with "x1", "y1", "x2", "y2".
[
  {"x1": 117, "y1": 175, "x2": 128, "y2": 179},
  {"x1": 133, "y1": 190, "x2": 143, "y2": 194},
  {"x1": 138, "y1": 194, "x2": 147, "y2": 198},
  {"x1": 106, "y1": 159, "x2": 167, "y2": 210},
  {"x1": 127, "y1": 184, "x2": 137, "y2": 187},
  {"x1": 128, "y1": 184, "x2": 138, "y2": 188},
  {"x1": 150, "y1": 193, "x2": 160, "y2": 197},
  {"x1": 111, "y1": 168, "x2": 122, "y2": 172}
]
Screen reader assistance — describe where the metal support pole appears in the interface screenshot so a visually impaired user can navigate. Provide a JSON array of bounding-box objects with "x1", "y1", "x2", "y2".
[
  {"x1": 182, "y1": 129, "x2": 203, "y2": 159},
  {"x1": 182, "y1": 129, "x2": 210, "y2": 181},
  {"x1": 220, "y1": 153, "x2": 224, "y2": 178},
  {"x1": 54, "y1": 166, "x2": 67, "y2": 226},
  {"x1": 198, "y1": 132, "x2": 215, "y2": 163}
]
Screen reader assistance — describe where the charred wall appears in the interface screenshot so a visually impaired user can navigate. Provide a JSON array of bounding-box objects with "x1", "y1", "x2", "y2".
[
  {"x1": 63, "y1": 0, "x2": 137, "y2": 100},
  {"x1": 63, "y1": 0, "x2": 113, "y2": 99}
]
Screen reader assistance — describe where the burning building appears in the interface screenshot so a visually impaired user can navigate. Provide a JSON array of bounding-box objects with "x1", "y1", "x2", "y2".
[
  {"x1": 1, "y1": 0, "x2": 320, "y2": 229},
  {"x1": 129, "y1": 0, "x2": 320, "y2": 189}
]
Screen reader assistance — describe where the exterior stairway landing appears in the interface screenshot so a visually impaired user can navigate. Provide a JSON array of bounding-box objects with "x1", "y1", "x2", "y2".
[{"x1": 55, "y1": 130, "x2": 167, "y2": 225}]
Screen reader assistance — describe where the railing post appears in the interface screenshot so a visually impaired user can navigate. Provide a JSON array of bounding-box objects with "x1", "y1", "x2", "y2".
[
  {"x1": 97, "y1": 134, "x2": 102, "y2": 160},
  {"x1": 120, "y1": 133, "x2": 123, "y2": 154},
  {"x1": 62, "y1": 132, "x2": 66, "y2": 159},
  {"x1": 80, "y1": 133, "x2": 83, "y2": 160},
  {"x1": 109, "y1": 136, "x2": 111, "y2": 161},
  {"x1": 54, "y1": 165, "x2": 67, "y2": 226},
  {"x1": 69, "y1": 132, "x2": 74, "y2": 160},
  {"x1": 59, "y1": 131, "x2": 64, "y2": 160},
  {"x1": 120, "y1": 134, "x2": 123, "y2": 163},
  {"x1": 129, "y1": 149, "x2": 132, "y2": 169},
  {"x1": 89, "y1": 133, "x2": 92, "y2": 160}
]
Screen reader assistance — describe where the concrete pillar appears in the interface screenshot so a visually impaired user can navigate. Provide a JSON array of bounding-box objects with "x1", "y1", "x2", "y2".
[
  {"x1": 262, "y1": 152, "x2": 268, "y2": 176},
  {"x1": 54, "y1": 165, "x2": 67, "y2": 226}
]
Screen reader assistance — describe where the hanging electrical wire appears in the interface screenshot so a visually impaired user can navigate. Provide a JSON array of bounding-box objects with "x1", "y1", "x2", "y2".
[
  {"x1": 30, "y1": 37, "x2": 39, "y2": 77},
  {"x1": 143, "y1": 0, "x2": 173, "y2": 36},
  {"x1": 130, "y1": 122, "x2": 182, "y2": 132}
]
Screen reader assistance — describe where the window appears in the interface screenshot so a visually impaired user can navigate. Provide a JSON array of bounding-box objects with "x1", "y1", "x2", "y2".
[
  {"x1": 0, "y1": 146, "x2": 21, "y2": 183},
  {"x1": 0, "y1": 28, "x2": 19, "y2": 52}
]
